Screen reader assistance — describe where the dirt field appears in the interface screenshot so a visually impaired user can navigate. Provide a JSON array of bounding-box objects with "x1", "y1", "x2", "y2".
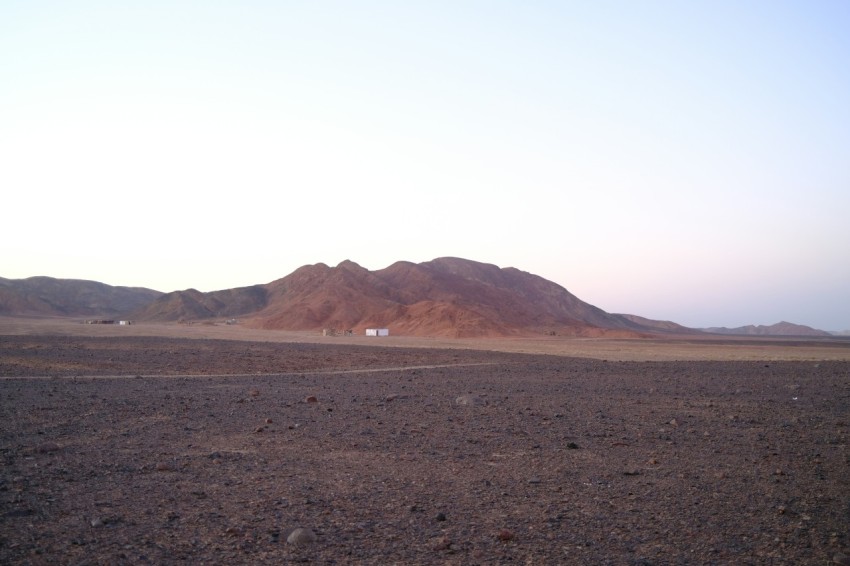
[
  {"x1": 1, "y1": 319, "x2": 849, "y2": 564},
  {"x1": 3, "y1": 317, "x2": 850, "y2": 362}
]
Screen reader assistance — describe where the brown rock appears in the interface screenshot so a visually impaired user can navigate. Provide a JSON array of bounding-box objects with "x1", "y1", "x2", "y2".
[
  {"x1": 35, "y1": 441, "x2": 60, "y2": 453},
  {"x1": 286, "y1": 527, "x2": 317, "y2": 545}
]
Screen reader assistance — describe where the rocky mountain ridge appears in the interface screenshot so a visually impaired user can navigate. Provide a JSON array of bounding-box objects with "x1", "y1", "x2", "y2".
[{"x1": 2, "y1": 259, "x2": 831, "y2": 338}]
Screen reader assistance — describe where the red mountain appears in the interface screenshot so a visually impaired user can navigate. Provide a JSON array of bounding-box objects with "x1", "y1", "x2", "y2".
[
  {"x1": 134, "y1": 257, "x2": 693, "y2": 337},
  {"x1": 1, "y1": 259, "x2": 703, "y2": 337}
]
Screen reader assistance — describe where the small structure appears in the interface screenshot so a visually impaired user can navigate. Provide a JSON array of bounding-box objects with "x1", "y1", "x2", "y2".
[
  {"x1": 365, "y1": 328, "x2": 389, "y2": 337},
  {"x1": 323, "y1": 328, "x2": 355, "y2": 337}
]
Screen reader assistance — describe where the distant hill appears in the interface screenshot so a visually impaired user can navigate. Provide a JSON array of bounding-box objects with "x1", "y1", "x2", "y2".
[
  {"x1": 132, "y1": 286, "x2": 267, "y2": 322},
  {"x1": 132, "y1": 257, "x2": 696, "y2": 338},
  {"x1": 614, "y1": 313, "x2": 695, "y2": 333},
  {"x1": 0, "y1": 276, "x2": 161, "y2": 318},
  {"x1": 703, "y1": 321, "x2": 831, "y2": 337}
]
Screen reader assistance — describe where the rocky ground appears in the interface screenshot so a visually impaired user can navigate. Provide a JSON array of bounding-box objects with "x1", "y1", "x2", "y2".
[{"x1": 1, "y1": 336, "x2": 848, "y2": 565}]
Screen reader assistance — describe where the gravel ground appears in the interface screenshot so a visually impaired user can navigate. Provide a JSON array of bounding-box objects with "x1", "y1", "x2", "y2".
[{"x1": 1, "y1": 336, "x2": 848, "y2": 565}]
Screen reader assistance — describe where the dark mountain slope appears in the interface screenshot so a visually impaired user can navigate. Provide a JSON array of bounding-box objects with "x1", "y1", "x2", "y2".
[{"x1": 0, "y1": 276, "x2": 161, "y2": 317}]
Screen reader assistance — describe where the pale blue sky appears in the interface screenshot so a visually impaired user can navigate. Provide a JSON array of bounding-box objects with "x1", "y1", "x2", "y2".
[{"x1": 2, "y1": 1, "x2": 849, "y2": 330}]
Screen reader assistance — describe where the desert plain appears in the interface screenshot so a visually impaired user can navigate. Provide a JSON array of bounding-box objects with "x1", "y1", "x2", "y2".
[{"x1": 1, "y1": 318, "x2": 849, "y2": 565}]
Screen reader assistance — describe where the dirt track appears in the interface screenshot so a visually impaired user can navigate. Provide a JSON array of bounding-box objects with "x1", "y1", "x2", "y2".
[{"x1": 1, "y1": 334, "x2": 849, "y2": 565}]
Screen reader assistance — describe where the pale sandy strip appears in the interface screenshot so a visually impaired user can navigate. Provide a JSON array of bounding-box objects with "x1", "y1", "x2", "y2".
[{"x1": 0, "y1": 361, "x2": 503, "y2": 380}]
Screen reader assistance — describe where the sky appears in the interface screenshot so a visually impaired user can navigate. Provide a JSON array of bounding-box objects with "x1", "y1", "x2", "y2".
[{"x1": 2, "y1": 1, "x2": 849, "y2": 331}]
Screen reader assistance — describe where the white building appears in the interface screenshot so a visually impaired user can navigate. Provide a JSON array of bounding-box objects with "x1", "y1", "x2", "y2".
[{"x1": 365, "y1": 328, "x2": 389, "y2": 337}]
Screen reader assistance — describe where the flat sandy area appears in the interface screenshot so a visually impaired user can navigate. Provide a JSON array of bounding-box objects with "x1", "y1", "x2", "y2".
[
  {"x1": 1, "y1": 318, "x2": 848, "y2": 564},
  {"x1": 2, "y1": 316, "x2": 849, "y2": 362}
]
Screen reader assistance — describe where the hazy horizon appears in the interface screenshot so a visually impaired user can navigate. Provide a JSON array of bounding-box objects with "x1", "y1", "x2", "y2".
[{"x1": 3, "y1": 2, "x2": 848, "y2": 331}]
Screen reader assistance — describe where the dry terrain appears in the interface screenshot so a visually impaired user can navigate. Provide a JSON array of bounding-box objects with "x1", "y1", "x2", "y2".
[{"x1": 1, "y1": 318, "x2": 849, "y2": 565}]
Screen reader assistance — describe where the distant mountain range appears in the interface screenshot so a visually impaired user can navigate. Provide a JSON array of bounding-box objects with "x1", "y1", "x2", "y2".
[
  {"x1": 0, "y1": 258, "x2": 833, "y2": 338},
  {"x1": 702, "y1": 321, "x2": 832, "y2": 337}
]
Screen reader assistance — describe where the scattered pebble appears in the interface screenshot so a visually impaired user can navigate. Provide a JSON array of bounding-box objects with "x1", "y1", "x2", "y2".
[{"x1": 305, "y1": 396, "x2": 318, "y2": 404}]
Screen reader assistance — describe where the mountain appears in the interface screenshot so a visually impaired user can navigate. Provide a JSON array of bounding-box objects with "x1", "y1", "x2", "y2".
[
  {"x1": 0, "y1": 276, "x2": 162, "y2": 318},
  {"x1": 131, "y1": 285, "x2": 268, "y2": 322},
  {"x1": 132, "y1": 257, "x2": 695, "y2": 337},
  {"x1": 704, "y1": 321, "x2": 831, "y2": 337}
]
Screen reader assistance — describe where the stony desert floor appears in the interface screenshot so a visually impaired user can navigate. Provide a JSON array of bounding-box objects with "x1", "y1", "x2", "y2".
[{"x1": 1, "y1": 320, "x2": 849, "y2": 565}]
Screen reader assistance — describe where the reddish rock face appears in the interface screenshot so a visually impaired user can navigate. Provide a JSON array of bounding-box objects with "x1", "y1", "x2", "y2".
[{"x1": 126, "y1": 257, "x2": 692, "y2": 337}]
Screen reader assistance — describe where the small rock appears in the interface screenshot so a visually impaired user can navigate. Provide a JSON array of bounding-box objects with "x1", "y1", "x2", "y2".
[
  {"x1": 455, "y1": 394, "x2": 485, "y2": 406},
  {"x1": 286, "y1": 527, "x2": 317, "y2": 545},
  {"x1": 305, "y1": 396, "x2": 318, "y2": 404},
  {"x1": 566, "y1": 442, "x2": 580, "y2": 449},
  {"x1": 225, "y1": 526, "x2": 244, "y2": 537},
  {"x1": 90, "y1": 517, "x2": 104, "y2": 528},
  {"x1": 265, "y1": 418, "x2": 273, "y2": 424},
  {"x1": 497, "y1": 529, "x2": 515, "y2": 542},
  {"x1": 528, "y1": 477, "x2": 541, "y2": 484},
  {"x1": 35, "y1": 442, "x2": 60, "y2": 454},
  {"x1": 155, "y1": 461, "x2": 176, "y2": 472},
  {"x1": 435, "y1": 512, "x2": 447, "y2": 522}
]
